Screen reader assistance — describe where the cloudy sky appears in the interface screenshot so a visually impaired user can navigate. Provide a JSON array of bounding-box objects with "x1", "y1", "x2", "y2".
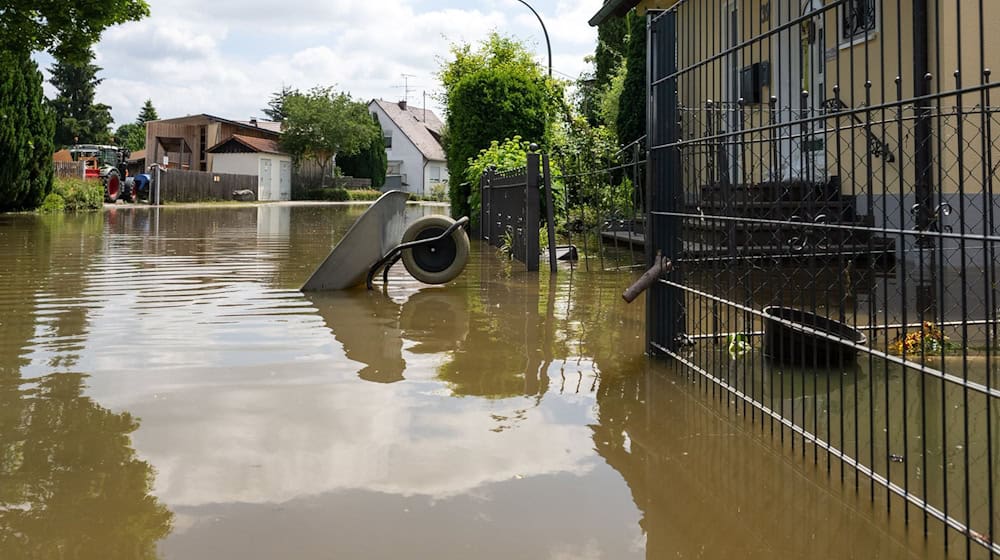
[{"x1": 38, "y1": 0, "x2": 602, "y2": 127}]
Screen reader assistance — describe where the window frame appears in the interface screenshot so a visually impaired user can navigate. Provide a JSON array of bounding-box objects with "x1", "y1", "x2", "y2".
[{"x1": 838, "y1": 0, "x2": 879, "y2": 48}]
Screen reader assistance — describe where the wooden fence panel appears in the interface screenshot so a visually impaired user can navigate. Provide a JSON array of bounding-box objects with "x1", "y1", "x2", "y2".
[
  {"x1": 158, "y1": 170, "x2": 258, "y2": 202},
  {"x1": 54, "y1": 162, "x2": 85, "y2": 179}
]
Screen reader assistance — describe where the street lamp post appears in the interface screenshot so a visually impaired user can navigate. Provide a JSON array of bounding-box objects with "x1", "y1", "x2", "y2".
[{"x1": 513, "y1": 0, "x2": 552, "y2": 78}]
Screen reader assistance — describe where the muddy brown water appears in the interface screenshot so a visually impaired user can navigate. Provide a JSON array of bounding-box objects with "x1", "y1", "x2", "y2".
[{"x1": 0, "y1": 204, "x2": 953, "y2": 559}]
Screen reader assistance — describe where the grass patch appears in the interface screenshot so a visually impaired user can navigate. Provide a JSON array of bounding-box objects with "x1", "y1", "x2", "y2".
[{"x1": 346, "y1": 189, "x2": 382, "y2": 201}]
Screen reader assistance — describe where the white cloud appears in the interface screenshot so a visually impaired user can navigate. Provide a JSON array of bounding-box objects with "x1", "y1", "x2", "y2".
[{"x1": 86, "y1": 0, "x2": 599, "y2": 126}]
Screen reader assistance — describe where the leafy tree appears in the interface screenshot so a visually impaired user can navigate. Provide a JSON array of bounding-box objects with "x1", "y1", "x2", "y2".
[
  {"x1": 262, "y1": 85, "x2": 299, "y2": 122},
  {"x1": 337, "y1": 113, "x2": 387, "y2": 189},
  {"x1": 574, "y1": 65, "x2": 602, "y2": 127},
  {"x1": 137, "y1": 98, "x2": 158, "y2": 123},
  {"x1": 438, "y1": 33, "x2": 539, "y2": 99},
  {"x1": 49, "y1": 48, "x2": 113, "y2": 146},
  {"x1": 438, "y1": 33, "x2": 558, "y2": 219},
  {"x1": 0, "y1": 50, "x2": 55, "y2": 212},
  {"x1": 599, "y1": 60, "x2": 627, "y2": 137},
  {"x1": 113, "y1": 122, "x2": 144, "y2": 152},
  {"x1": 616, "y1": 11, "x2": 647, "y2": 148},
  {"x1": 113, "y1": 99, "x2": 158, "y2": 151},
  {"x1": 0, "y1": 0, "x2": 148, "y2": 211},
  {"x1": 280, "y1": 87, "x2": 379, "y2": 187},
  {"x1": 0, "y1": 0, "x2": 150, "y2": 63},
  {"x1": 594, "y1": 17, "x2": 629, "y2": 91}
]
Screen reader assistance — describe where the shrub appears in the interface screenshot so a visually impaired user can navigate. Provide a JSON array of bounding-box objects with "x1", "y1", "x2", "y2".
[
  {"x1": 465, "y1": 136, "x2": 564, "y2": 226},
  {"x1": 429, "y1": 184, "x2": 448, "y2": 202},
  {"x1": 51, "y1": 177, "x2": 104, "y2": 211},
  {"x1": 39, "y1": 193, "x2": 66, "y2": 213}
]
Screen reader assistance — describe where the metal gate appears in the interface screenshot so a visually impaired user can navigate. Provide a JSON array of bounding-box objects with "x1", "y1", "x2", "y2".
[
  {"x1": 480, "y1": 152, "x2": 557, "y2": 271},
  {"x1": 646, "y1": 2, "x2": 999, "y2": 557}
]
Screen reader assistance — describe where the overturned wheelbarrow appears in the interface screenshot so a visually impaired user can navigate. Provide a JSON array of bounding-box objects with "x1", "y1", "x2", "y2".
[{"x1": 301, "y1": 190, "x2": 470, "y2": 291}]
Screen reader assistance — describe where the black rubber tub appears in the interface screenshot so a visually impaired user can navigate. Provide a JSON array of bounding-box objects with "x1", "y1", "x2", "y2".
[{"x1": 762, "y1": 306, "x2": 867, "y2": 367}]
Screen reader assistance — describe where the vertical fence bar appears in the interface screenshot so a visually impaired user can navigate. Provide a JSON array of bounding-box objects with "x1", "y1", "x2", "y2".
[
  {"x1": 526, "y1": 153, "x2": 541, "y2": 272},
  {"x1": 543, "y1": 154, "x2": 557, "y2": 273}
]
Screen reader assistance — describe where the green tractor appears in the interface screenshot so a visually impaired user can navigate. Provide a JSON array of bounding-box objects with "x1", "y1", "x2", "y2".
[{"x1": 67, "y1": 144, "x2": 136, "y2": 203}]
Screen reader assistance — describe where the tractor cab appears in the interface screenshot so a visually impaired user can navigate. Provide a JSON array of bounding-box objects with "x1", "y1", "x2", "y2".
[{"x1": 68, "y1": 144, "x2": 125, "y2": 178}]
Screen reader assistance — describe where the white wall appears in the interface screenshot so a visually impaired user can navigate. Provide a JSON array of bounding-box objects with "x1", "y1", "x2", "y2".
[
  {"x1": 370, "y1": 103, "x2": 427, "y2": 196},
  {"x1": 423, "y1": 160, "x2": 449, "y2": 197},
  {"x1": 212, "y1": 153, "x2": 259, "y2": 176},
  {"x1": 212, "y1": 153, "x2": 292, "y2": 201}
]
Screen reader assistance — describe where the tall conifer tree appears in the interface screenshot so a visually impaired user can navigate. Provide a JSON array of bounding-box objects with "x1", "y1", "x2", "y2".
[
  {"x1": 49, "y1": 49, "x2": 113, "y2": 146},
  {"x1": 0, "y1": 50, "x2": 55, "y2": 211}
]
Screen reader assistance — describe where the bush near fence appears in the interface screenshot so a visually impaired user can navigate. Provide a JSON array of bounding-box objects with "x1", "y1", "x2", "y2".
[{"x1": 40, "y1": 177, "x2": 104, "y2": 212}]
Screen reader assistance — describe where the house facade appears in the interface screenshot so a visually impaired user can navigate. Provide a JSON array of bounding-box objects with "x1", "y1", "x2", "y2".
[
  {"x1": 208, "y1": 135, "x2": 292, "y2": 201},
  {"x1": 144, "y1": 114, "x2": 282, "y2": 173},
  {"x1": 592, "y1": 0, "x2": 1000, "y2": 264},
  {"x1": 369, "y1": 99, "x2": 448, "y2": 197}
]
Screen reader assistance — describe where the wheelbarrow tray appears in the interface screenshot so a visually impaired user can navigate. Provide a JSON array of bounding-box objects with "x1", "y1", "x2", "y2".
[{"x1": 301, "y1": 191, "x2": 409, "y2": 291}]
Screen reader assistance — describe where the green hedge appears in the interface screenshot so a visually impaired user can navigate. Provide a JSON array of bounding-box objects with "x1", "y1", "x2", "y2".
[
  {"x1": 299, "y1": 187, "x2": 385, "y2": 202},
  {"x1": 303, "y1": 187, "x2": 350, "y2": 201}
]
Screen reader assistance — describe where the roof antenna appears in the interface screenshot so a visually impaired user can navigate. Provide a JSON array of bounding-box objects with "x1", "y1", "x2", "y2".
[{"x1": 397, "y1": 73, "x2": 416, "y2": 105}]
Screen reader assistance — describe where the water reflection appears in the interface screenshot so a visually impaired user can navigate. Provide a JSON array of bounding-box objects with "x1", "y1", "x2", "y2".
[
  {"x1": 0, "y1": 206, "x2": 959, "y2": 559},
  {"x1": 0, "y1": 374, "x2": 173, "y2": 559},
  {"x1": 0, "y1": 212, "x2": 173, "y2": 558},
  {"x1": 308, "y1": 287, "x2": 471, "y2": 384}
]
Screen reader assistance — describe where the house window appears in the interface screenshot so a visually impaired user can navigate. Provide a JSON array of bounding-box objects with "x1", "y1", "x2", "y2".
[
  {"x1": 388, "y1": 161, "x2": 401, "y2": 175},
  {"x1": 840, "y1": 0, "x2": 877, "y2": 45},
  {"x1": 430, "y1": 165, "x2": 441, "y2": 183},
  {"x1": 384, "y1": 130, "x2": 392, "y2": 149}
]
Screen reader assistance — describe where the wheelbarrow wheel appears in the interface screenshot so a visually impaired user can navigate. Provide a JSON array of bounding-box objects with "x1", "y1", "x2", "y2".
[{"x1": 401, "y1": 215, "x2": 469, "y2": 285}]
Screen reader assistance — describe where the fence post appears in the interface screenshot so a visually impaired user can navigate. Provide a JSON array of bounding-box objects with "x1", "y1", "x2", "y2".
[
  {"x1": 526, "y1": 153, "x2": 541, "y2": 272},
  {"x1": 479, "y1": 174, "x2": 488, "y2": 241},
  {"x1": 154, "y1": 166, "x2": 162, "y2": 205},
  {"x1": 646, "y1": 9, "x2": 683, "y2": 355},
  {"x1": 542, "y1": 153, "x2": 557, "y2": 273}
]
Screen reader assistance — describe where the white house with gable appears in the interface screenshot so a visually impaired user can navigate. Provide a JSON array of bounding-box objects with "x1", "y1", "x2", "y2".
[{"x1": 369, "y1": 99, "x2": 448, "y2": 197}]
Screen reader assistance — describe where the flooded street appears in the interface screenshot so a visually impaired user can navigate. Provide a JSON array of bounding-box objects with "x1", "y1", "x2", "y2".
[{"x1": 0, "y1": 204, "x2": 950, "y2": 559}]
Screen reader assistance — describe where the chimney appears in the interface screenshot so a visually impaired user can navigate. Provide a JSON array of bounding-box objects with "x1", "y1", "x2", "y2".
[
  {"x1": 250, "y1": 117, "x2": 258, "y2": 127},
  {"x1": 398, "y1": 100, "x2": 407, "y2": 111}
]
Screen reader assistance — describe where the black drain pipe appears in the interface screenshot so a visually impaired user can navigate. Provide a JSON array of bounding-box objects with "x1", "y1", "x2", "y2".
[{"x1": 913, "y1": 0, "x2": 934, "y2": 235}]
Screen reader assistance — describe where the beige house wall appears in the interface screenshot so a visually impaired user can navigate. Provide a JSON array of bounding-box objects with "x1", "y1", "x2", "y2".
[{"x1": 636, "y1": 0, "x2": 1000, "y2": 199}]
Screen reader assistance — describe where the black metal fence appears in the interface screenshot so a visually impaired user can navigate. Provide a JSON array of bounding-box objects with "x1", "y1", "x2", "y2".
[
  {"x1": 480, "y1": 152, "x2": 558, "y2": 272},
  {"x1": 553, "y1": 139, "x2": 648, "y2": 271},
  {"x1": 645, "y1": 2, "x2": 1000, "y2": 557}
]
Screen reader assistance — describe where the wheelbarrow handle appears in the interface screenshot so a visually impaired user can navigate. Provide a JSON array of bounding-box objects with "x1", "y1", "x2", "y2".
[{"x1": 622, "y1": 255, "x2": 672, "y2": 303}]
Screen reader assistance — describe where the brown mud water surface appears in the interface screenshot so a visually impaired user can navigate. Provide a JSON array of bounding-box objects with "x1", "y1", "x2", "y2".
[{"x1": 0, "y1": 204, "x2": 962, "y2": 559}]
